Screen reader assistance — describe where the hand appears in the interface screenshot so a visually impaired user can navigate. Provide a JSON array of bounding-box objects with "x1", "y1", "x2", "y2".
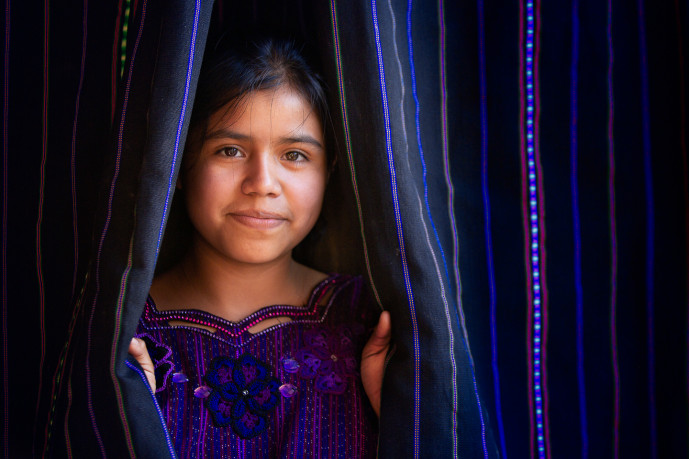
[
  {"x1": 360, "y1": 311, "x2": 391, "y2": 417},
  {"x1": 128, "y1": 337, "x2": 156, "y2": 392}
]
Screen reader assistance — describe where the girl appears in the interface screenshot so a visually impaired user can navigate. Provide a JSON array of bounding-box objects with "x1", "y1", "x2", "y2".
[{"x1": 128, "y1": 38, "x2": 390, "y2": 458}]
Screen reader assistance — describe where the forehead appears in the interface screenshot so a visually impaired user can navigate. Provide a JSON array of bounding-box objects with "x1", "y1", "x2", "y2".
[{"x1": 206, "y1": 86, "x2": 323, "y2": 138}]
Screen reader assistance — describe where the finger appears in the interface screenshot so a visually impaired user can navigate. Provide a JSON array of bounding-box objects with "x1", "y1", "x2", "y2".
[
  {"x1": 375, "y1": 311, "x2": 391, "y2": 339},
  {"x1": 362, "y1": 311, "x2": 391, "y2": 358},
  {"x1": 128, "y1": 337, "x2": 145, "y2": 358},
  {"x1": 361, "y1": 311, "x2": 391, "y2": 417},
  {"x1": 128, "y1": 338, "x2": 157, "y2": 391}
]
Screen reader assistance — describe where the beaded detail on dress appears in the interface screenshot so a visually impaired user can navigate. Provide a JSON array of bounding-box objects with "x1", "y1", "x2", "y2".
[{"x1": 136, "y1": 273, "x2": 378, "y2": 459}]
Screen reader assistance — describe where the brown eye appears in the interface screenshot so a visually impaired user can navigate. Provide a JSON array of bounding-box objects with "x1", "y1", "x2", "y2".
[
  {"x1": 219, "y1": 147, "x2": 242, "y2": 157},
  {"x1": 284, "y1": 151, "x2": 306, "y2": 162}
]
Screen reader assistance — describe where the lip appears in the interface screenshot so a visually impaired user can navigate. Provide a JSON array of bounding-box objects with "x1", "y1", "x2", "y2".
[{"x1": 228, "y1": 210, "x2": 287, "y2": 230}]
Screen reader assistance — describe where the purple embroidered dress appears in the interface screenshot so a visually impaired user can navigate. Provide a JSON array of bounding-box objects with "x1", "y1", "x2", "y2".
[{"x1": 136, "y1": 274, "x2": 379, "y2": 458}]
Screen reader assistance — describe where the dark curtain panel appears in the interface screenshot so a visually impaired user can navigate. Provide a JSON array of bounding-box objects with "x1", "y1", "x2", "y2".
[{"x1": 2, "y1": 0, "x2": 687, "y2": 457}]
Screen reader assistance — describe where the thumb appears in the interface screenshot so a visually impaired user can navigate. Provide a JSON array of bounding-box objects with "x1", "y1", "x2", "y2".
[
  {"x1": 362, "y1": 311, "x2": 391, "y2": 358},
  {"x1": 129, "y1": 337, "x2": 157, "y2": 392},
  {"x1": 361, "y1": 311, "x2": 392, "y2": 417}
]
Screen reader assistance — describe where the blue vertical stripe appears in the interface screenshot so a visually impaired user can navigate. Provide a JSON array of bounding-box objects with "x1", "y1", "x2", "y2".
[
  {"x1": 125, "y1": 361, "x2": 178, "y2": 458},
  {"x1": 606, "y1": 2, "x2": 620, "y2": 457},
  {"x1": 637, "y1": 0, "x2": 656, "y2": 456},
  {"x1": 371, "y1": 0, "x2": 421, "y2": 455},
  {"x1": 156, "y1": 0, "x2": 201, "y2": 255},
  {"x1": 477, "y1": 0, "x2": 507, "y2": 456},
  {"x1": 405, "y1": 0, "x2": 452, "y2": 295},
  {"x1": 569, "y1": 0, "x2": 589, "y2": 455},
  {"x1": 405, "y1": 2, "x2": 464, "y2": 455}
]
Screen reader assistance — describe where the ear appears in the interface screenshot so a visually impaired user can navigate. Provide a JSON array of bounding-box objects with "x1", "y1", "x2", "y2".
[{"x1": 176, "y1": 177, "x2": 182, "y2": 190}]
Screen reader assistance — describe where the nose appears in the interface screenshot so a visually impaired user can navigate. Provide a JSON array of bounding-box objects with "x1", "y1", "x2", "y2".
[{"x1": 241, "y1": 154, "x2": 281, "y2": 196}]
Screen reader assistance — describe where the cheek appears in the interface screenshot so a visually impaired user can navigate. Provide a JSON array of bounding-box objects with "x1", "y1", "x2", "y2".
[
  {"x1": 291, "y1": 173, "x2": 327, "y2": 225},
  {"x1": 184, "y1": 166, "x2": 237, "y2": 222}
]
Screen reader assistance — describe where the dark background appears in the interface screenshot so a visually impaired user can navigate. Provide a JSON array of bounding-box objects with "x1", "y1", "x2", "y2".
[{"x1": 2, "y1": 0, "x2": 687, "y2": 457}]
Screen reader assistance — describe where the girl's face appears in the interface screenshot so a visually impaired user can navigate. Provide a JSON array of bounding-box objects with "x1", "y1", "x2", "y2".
[{"x1": 182, "y1": 85, "x2": 327, "y2": 266}]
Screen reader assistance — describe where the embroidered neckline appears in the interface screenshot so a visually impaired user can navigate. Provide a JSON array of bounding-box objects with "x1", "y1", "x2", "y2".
[{"x1": 141, "y1": 274, "x2": 355, "y2": 341}]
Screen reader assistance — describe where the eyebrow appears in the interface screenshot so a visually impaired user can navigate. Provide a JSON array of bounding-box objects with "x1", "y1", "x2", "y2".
[
  {"x1": 205, "y1": 128, "x2": 324, "y2": 150},
  {"x1": 277, "y1": 135, "x2": 324, "y2": 150},
  {"x1": 205, "y1": 128, "x2": 250, "y2": 141}
]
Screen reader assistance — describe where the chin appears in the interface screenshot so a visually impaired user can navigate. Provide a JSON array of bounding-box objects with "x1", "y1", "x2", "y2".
[{"x1": 224, "y1": 247, "x2": 292, "y2": 266}]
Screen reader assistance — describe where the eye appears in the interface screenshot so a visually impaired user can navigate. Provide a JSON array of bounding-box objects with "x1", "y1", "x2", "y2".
[
  {"x1": 217, "y1": 147, "x2": 243, "y2": 158},
  {"x1": 283, "y1": 150, "x2": 306, "y2": 162}
]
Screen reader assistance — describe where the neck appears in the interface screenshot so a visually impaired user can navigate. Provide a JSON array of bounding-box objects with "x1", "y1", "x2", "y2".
[{"x1": 155, "y1": 235, "x2": 319, "y2": 322}]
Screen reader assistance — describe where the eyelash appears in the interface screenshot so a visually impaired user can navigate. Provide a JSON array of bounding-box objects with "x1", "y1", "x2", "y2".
[
  {"x1": 215, "y1": 147, "x2": 308, "y2": 162},
  {"x1": 218, "y1": 147, "x2": 242, "y2": 157},
  {"x1": 283, "y1": 151, "x2": 307, "y2": 162}
]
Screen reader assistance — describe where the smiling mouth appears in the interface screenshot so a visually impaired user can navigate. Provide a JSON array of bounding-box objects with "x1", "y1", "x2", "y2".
[{"x1": 228, "y1": 211, "x2": 287, "y2": 229}]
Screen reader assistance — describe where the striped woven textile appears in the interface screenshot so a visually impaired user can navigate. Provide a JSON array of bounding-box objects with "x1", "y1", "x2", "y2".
[{"x1": 2, "y1": 0, "x2": 687, "y2": 457}]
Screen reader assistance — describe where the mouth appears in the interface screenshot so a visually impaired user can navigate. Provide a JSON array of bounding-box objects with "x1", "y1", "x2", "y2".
[{"x1": 228, "y1": 210, "x2": 287, "y2": 229}]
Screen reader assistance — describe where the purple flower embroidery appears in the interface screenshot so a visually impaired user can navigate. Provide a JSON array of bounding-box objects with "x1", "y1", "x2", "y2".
[
  {"x1": 203, "y1": 354, "x2": 280, "y2": 438},
  {"x1": 295, "y1": 325, "x2": 361, "y2": 395},
  {"x1": 135, "y1": 334, "x2": 173, "y2": 393}
]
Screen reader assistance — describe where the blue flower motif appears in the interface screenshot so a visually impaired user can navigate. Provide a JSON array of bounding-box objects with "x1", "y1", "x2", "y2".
[{"x1": 203, "y1": 354, "x2": 280, "y2": 438}]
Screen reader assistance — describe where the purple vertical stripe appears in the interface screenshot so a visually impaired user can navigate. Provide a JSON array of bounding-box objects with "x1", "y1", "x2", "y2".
[
  {"x1": 2, "y1": 1, "x2": 9, "y2": 456},
  {"x1": 34, "y1": 1, "x2": 49, "y2": 454},
  {"x1": 156, "y1": 0, "x2": 201, "y2": 254},
  {"x1": 40, "y1": 3, "x2": 89, "y2": 453},
  {"x1": 83, "y1": 0, "x2": 149, "y2": 455},
  {"x1": 477, "y1": 0, "x2": 507, "y2": 456},
  {"x1": 637, "y1": 1, "x2": 656, "y2": 456},
  {"x1": 216, "y1": 0, "x2": 223, "y2": 26},
  {"x1": 607, "y1": 0, "x2": 620, "y2": 457},
  {"x1": 436, "y1": 10, "x2": 468, "y2": 456},
  {"x1": 107, "y1": 5, "x2": 153, "y2": 453},
  {"x1": 328, "y1": 1, "x2": 383, "y2": 307},
  {"x1": 70, "y1": 0, "x2": 88, "y2": 299},
  {"x1": 371, "y1": 0, "x2": 421, "y2": 455},
  {"x1": 110, "y1": 246, "x2": 135, "y2": 454},
  {"x1": 569, "y1": 1, "x2": 589, "y2": 456}
]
